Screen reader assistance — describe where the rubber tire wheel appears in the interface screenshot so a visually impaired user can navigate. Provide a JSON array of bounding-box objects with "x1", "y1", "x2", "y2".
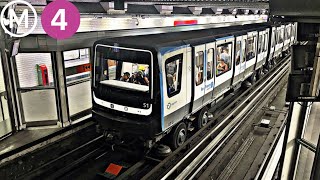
[
  {"x1": 256, "y1": 69, "x2": 262, "y2": 81},
  {"x1": 196, "y1": 106, "x2": 209, "y2": 130},
  {"x1": 169, "y1": 122, "x2": 187, "y2": 150},
  {"x1": 250, "y1": 72, "x2": 256, "y2": 84}
]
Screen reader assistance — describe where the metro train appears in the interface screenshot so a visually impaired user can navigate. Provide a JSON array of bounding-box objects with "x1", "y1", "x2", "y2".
[{"x1": 92, "y1": 22, "x2": 297, "y2": 149}]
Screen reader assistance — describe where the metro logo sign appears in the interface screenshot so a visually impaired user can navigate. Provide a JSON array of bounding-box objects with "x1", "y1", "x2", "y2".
[
  {"x1": 0, "y1": 0, "x2": 38, "y2": 37},
  {"x1": 174, "y1": 20, "x2": 198, "y2": 26}
]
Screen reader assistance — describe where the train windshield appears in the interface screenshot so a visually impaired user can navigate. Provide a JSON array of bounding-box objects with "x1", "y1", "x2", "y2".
[{"x1": 94, "y1": 45, "x2": 152, "y2": 93}]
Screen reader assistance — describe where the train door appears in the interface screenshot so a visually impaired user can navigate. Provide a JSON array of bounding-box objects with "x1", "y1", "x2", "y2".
[
  {"x1": 269, "y1": 27, "x2": 276, "y2": 62},
  {"x1": 214, "y1": 37, "x2": 234, "y2": 99},
  {"x1": 162, "y1": 47, "x2": 189, "y2": 129},
  {"x1": 240, "y1": 35, "x2": 247, "y2": 74},
  {"x1": 203, "y1": 42, "x2": 215, "y2": 105},
  {"x1": 256, "y1": 30, "x2": 266, "y2": 70},
  {"x1": 284, "y1": 25, "x2": 291, "y2": 50},
  {"x1": 192, "y1": 45, "x2": 206, "y2": 112},
  {"x1": 233, "y1": 36, "x2": 245, "y2": 85},
  {"x1": 244, "y1": 31, "x2": 257, "y2": 79},
  {"x1": 264, "y1": 29, "x2": 270, "y2": 60}
]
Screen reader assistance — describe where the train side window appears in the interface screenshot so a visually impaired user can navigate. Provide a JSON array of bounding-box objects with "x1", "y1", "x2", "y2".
[
  {"x1": 246, "y1": 36, "x2": 256, "y2": 61},
  {"x1": 216, "y1": 43, "x2": 232, "y2": 76},
  {"x1": 235, "y1": 41, "x2": 241, "y2": 66},
  {"x1": 195, "y1": 51, "x2": 204, "y2": 86},
  {"x1": 165, "y1": 54, "x2": 183, "y2": 97},
  {"x1": 207, "y1": 49, "x2": 214, "y2": 80}
]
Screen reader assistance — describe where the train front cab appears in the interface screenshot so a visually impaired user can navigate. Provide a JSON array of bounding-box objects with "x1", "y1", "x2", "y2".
[{"x1": 92, "y1": 44, "x2": 162, "y2": 142}]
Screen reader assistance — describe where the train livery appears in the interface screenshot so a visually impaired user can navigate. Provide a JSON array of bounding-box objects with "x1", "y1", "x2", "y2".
[{"x1": 92, "y1": 22, "x2": 296, "y2": 149}]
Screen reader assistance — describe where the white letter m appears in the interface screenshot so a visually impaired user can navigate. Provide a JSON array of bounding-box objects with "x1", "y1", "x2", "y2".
[{"x1": 8, "y1": 9, "x2": 28, "y2": 28}]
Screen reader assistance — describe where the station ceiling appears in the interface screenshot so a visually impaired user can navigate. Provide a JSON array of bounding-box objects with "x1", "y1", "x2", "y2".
[{"x1": 1, "y1": 0, "x2": 269, "y2": 15}]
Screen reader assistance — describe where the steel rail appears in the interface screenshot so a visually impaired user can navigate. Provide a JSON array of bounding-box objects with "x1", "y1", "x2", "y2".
[
  {"x1": 189, "y1": 62, "x2": 289, "y2": 179},
  {"x1": 161, "y1": 56, "x2": 290, "y2": 180},
  {"x1": 21, "y1": 135, "x2": 104, "y2": 178}
]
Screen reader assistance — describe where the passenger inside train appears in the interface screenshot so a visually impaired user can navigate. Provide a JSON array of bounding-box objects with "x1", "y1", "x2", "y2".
[
  {"x1": 99, "y1": 59, "x2": 150, "y2": 91},
  {"x1": 216, "y1": 44, "x2": 231, "y2": 75}
]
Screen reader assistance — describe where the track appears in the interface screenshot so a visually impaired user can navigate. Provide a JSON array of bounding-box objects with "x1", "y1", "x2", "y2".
[
  {"x1": 18, "y1": 56, "x2": 290, "y2": 180},
  {"x1": 142, "y1": 55, "x2": 290, "y2": 180}
]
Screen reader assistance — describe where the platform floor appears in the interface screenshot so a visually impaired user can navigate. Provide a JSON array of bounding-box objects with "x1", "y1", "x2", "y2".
[
  {"x1": 0, "y1": 81, "x2": 91, "y2": 158},
  {"x1": 295, "y1": 102, "x2": 320, "y2": 180},
  {"x1": 0, "y1": 127, "x2": 59, "y2": 157}
]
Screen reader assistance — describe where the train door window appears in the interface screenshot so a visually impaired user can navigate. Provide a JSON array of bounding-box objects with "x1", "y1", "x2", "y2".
[
  {"x1": 195, "y1": 51, "x2": 204, "y2": 85},
  {"x1": 242, "y1": 40, "x2": 246, "y2": 63},
  {"x1": 258, "y1": 34, "x2": 263, "y2": 54},
  {"x1": 292, "y1": 25, "x2": 296, "y2": 39},
  {"x1": 216, "y1": 43, "x2": 232, "y2": 76},
  {"x1": 287, "y1": 27, "x2": 291, "y2": 40},
  {"x1": 271, "y1": 31, "x2": 276, "y2": 47},
  {"x1": 281, "y1": 29, "x2": 285, "y2": 43},
  {"x1": 246, "y1": 36, "x2": 256, "y2": 61},
  {"x1": 165, "y1": 54, "x2": 183, "y2": 97},
  {"x1": 235, "y1": 41, "x2": 241, "y2": 66},
  {"x1": 278, "y1": 29, "x2": 284, "y2": 44},
  {"x1": 207, "y1": 49, "x2": 214, "y2": 80},
  {"x1": 263, "y1": 33, "x2": 268, "y2": 52}
]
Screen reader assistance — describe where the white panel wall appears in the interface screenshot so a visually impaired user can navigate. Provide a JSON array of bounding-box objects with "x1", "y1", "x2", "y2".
[{"x1": 15, "y1": 53, "x2": 54, "y2": 87}]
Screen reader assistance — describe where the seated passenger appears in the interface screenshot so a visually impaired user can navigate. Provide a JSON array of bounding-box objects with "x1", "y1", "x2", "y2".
[
  {"x1": 167, "y1": 74, "x2": 175, "y2": 93},
  {"x1": 207, "y1": 63, "x2": 212, "y2": 79},
  {"x1": 129, "y1": 73, "x2": 137, "y2": 83},
  {"x1": 217, "y1": 58, "x2": 229, "y2": 75},
  {"x1": 120, "y1": 72, "x2": 130, "y2": 82},
  {"x1": 135, "y1": 71, "x2": 149, "y2": 86},
  {"x1": 236, "y1": 50, "x2": 240, "y2": 65},
  {"x1": 220, "y1": 47, "x2": 231, "y2": 65}
]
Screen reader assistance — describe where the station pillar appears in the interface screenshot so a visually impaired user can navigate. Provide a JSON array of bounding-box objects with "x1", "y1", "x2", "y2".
[{"x1": 53, "y1": 51, "x2": 70, "y2": 127}]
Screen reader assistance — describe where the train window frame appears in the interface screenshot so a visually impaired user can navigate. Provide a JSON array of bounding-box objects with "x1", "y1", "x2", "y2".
[
  {"x1": 216, "y1": 42, "x2": 232, "y2": 77},
  {"x1": 207, "y1": 49, "x2": 214, "y2": 80},
  {"x1": 195, "y1": 51, "x2": 204, "y2": 86},
  {"x1": 165, "y1": 53, "x2": 183, "y2": 98},
  {"x1": 235, "y1": 40, "x2": 242, "y2": 66},
  {"x1": 245, "y1": 36, "x2": 256, "y2": 61}
]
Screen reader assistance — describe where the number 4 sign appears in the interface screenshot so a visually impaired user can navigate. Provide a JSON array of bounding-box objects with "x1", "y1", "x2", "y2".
[
  {"x1": 41, "y1": 0, "x2": 80, "y2": 40},
  {"x1": 51, "y1": 9, "x2": 68, "y2": 31}
]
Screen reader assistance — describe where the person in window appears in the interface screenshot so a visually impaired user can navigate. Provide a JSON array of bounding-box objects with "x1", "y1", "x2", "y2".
[
  {"x1": 135, "y1": 71, "x2": 149, "y2": 86},
  {"x1": 207, "y1": 62, "x2": 212, "y2": 79},
  {"x1": 120, "y1": 72, "x2": 130, "y2": 82},
  {"x1": 220, "y1": 47, "x2": 231, "y2": 66},
  {"x1": 236, "y1": 50, "x2": 241, "y2": 65},
  {"x1": 167, "y1": 74, "x2": 175, "y2": 94},
  {"x1": 129, "y1": 72, "x2": 137, "y2": 83},
  {"x1": 166, "y1": 62, "x2": 177, "y2": 75},
  {"x1": 217, "y1": 58, "x2": 229, "y2": 75}
]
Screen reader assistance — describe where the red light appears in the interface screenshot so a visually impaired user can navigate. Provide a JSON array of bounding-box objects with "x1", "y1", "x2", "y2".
[{"x1": 174, "y1": 20, "x2": 198, "y2": 26}]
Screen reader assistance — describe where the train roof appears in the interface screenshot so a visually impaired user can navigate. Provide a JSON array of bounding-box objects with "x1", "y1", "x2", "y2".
[{"x1": 94, "y1": 23, "x2": 270, "y2": 52}]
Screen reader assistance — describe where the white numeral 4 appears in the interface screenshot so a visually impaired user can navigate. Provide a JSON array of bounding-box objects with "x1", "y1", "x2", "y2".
[{"x1": 51, "y1": 9, "x2": 68, "y2": 30}]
